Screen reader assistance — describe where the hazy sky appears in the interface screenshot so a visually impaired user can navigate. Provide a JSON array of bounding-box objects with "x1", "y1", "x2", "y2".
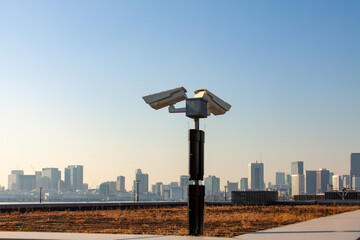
[{"x1": 1, "y1": 1, "x2": 359, "y2": 190}]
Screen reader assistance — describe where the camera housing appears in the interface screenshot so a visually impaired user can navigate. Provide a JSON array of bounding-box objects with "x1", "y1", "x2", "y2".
[
  {"x1": 142, "y1": 87, "x2": 188, "y2": 110},
  {"x1": 194, "y1": 89, "x2": 231, "y2": 115}
]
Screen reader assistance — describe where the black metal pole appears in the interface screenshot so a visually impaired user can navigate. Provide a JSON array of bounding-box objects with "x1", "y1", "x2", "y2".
[
  {"x1": 136, "y1": 181, "x2": 140, "y2": 202},
  {"x1": 39, "y1": 187, "x2": 42, "y2": 203},
  {"x1": 225, "y1": 186, "x2": 227, "y2": 201},
  {"x1": 188, "y1": 118, "x2": 205, "y2": 236}
]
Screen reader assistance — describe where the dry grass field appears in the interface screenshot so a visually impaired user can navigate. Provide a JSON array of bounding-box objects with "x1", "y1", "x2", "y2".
[{"x1": 0, "y1": 205, "x2": 359, "y2": 237}]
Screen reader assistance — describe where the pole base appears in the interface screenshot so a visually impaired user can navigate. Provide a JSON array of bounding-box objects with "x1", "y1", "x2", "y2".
[{"x1": 188, "y1": 184, "x2": 205, "y2": 236}]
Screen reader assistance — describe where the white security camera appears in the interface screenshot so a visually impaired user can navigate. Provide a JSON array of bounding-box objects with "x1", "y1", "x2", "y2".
[
  {"x1": 143, "y1": 87, "x2": 188, "y2": 110},
  {"x1": 194, "y1": 89, "x2": 231, "y2": 115}
]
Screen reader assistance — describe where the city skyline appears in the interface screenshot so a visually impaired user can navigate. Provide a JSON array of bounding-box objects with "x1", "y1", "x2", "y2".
[
  {"x1": 1, "y1": 1, "x2": 359, "y2": 190},
  {"x1": 3, "y1": 153, "x2": 358, "y2": 192}
]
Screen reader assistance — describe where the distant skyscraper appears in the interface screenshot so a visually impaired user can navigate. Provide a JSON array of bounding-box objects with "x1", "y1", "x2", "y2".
[
  {"x1": 180, "y1": 175, "x2": 190, "y2": 187},
  {"x1": 353, "y1": 177, "x2": 360, "y2": 190},
  {"x1": 276, "y1": 172, "x2": 285, "y2": 186},
  {"x1": 170, "y1": 182, "x2": 178, "y2": 188},
  {"x1": 133, "y1": 169, "x2": 149, "y2": 193},
  {"x1": 64, "y1": 165, "x2": 83, "y2": 192},
  {"x1": 240, "y1": 178, "x2": 248, "y2": 191},
  {"x1": 154, "y1": 182, "x2": 163, "y2": 196},
  {"x1": 116, "y1": 176, "x2": 125, "y2": 192},
  {"x1": 350, "y1": 153, "x2": 360, "y2": 188},
  {"x1": 291, "y1": 174, "x2": 305, "y2": 196},
  {"x1": 342, "y1": 175, "x2": 351, "y2": 188},
  {"x1": 8, "y1": 170, "x2": 24, "y2": 190},
  {"x1": 180, "y1": 175, "x2": 190, "y2": 200},
  {"x1": 329, "y1": 172, "x2": 334, "y2": 187},
  {"x1": 204, "y1": 175, "x2": 220, "y2": 196},
  {"x1": 42, "y1": 168, "x2": 61, "y2": 190},
  {"x1": 332, "y1": 175, "x2": 343, "y2": 191},
  {"x1": 248, "y1": 162, "x2": 265, "y2": 190},
  {"x1": 305, "y1": 170, "x2": 317, "y2": 195},
  {"x1": 286, "y1": 174, "x2": 292, "y2": 186},
  {"x1": 316, "y1": 168, "x2": 330, "y2": 193},
  {"x1": 291, "y1": 161, "x2": 304, "y2": 175},
  {"x1": 35, "y1": 171, "x2": 42, "y2": 188},
  {"x1": 227, "y1": 181, "x2": 238, "y2": 199}
]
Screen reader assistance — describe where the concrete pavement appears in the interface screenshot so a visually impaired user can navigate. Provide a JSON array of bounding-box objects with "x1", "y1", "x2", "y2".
[
  {"x1": 235, "y1": 209, "x2": 360, "y2": 240},
  {"x1": 0, "y1": 232, "x2": 230, "y2": 240}
]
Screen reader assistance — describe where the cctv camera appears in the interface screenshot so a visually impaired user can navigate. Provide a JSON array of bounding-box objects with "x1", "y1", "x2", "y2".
[
  {"x1": 143, "y1": 87, "x2": 188, "y2": 110},
  {"x1": 194, "y1": 89, "x2": 231, "y2": 115}
]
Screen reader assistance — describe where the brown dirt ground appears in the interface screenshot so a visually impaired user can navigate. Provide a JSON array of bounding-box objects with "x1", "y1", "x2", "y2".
[{"x1": 0, "y1": 205, "x2": 359, "y2": 238}]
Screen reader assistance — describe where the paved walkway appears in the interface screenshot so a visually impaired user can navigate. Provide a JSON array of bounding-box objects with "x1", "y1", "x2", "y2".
[
  {"x1": 1, "y1": 210, "x2": 359, "y2": 239},
  {"x1": 0, "y1": 231, "x2": 229, "y2": 240},
  {"x1": 235, "y1": 209, "x2": 360, "y2": 240}
]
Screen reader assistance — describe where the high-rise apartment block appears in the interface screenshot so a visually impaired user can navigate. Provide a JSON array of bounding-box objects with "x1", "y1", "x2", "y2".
[
  {"x1": 332, "y1": 175, "x2": 343, "y2": 191},
  {"x1": 248, "y1": 162, "x2": 265, "y2": 190},
  {"x1": 343, "y1": 175, "x2": 351, "y2": 189},
  {"x1": 275, "y1": 172, "x2": 285, "y2": 186},
  {"x1": 316, "y1": 168, "x2": 330, "y2": 193},
  {"x1": 350, "y1": 153, "x2": 360, "y2": 188},
  {"x1": 116, "y1": 176, "x2": 125, "y2": 192},
  {"x1": 64, "y1": 165, "x2": 83, "y2": 192},
  {"x1": 240, "y1": 178, "x2": 248, "y2": 191},
  {"x1": 291, "y1": 161, "x2": 304, "y2": 175},
  {"x1": 353, "y1": 177, "x2": 360, "y2": 190},
  {"x1": 291, "y1": 174, "x2": 305, "y2": 196},
  {"x1": 180, "y1": 175, "x2": 190, "y2": 187},
  {"x1": 133, "y1": 169, "x2": 149, "y2": 193},
  {"x1": 42, "y1": 168, "x2": 61, "y2": 190},
  {"x1": 227, "y1": 181, "x2": 238, "y2": 199},
  {"x1": 305, "y1": 170, "x2": 317, "y2": 194},
  {"x1": 8, "y1": 170, "x2": 35, "y2": 191},
  {"x1": 204, "y1": 175, "x2": 220, "y2": 196},
  {"x1": 153, "y1": 182, "x2": 163, "y2": 196}
]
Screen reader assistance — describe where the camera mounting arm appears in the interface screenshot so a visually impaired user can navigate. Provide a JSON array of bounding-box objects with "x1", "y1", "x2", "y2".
[{"x1": 168, "y1": 105, "x2": 186, "y2": 113}]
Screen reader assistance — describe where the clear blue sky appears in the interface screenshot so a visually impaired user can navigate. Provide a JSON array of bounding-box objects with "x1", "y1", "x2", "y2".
[{"x1": 0, "y1": 1, "x2": 359, "y2": 190}]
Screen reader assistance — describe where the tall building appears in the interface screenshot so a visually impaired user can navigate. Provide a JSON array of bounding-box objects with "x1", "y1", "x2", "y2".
[
  {"x1": 42, "y1": 168, "x2": 61, "y2": 190},
  {"x1": 180, "y1": 175, "x2": 190, "y2": 187},
  {"x1": 332, "y1": 175, "x2": 343, "y2": 191},
  {"x1": 116, "y1": 176, "x2": 125, "y2": 192},
  {"x1": 8, "y1": 170, "x2": 24, "y2": 190},
  {"x1": 180, "y1": 175, "x2": 190, "y2": 200},
  {"x1": 343, "y1": 175, "x2": 351, "y2": 188},
  {"x1": 350, "y1": 153, "x2": 360, "y2": 188},
  {"x1": 227, "y1": 181, "x2": 238, "y2": 199},
  {"x1": 35, "y1": 171, "x2": 42, "y2": 188},
  {"x1": 133, "y1": 169, "x2": 149, "y2": 194},
  {"x1": 170, "y1": 182, "x2": 179, "y2": 188},
  {"x1": 153, "y1": 182, "x2": 163, "y2": 196},
  {"x1": 329, "y1": 172, "x2": 334, "y2": 187},
  {"x1": 248, "y1": 162, "x2": 265, "y2": 190},
  {"x1": 204, "y1": 175, "x2": 220, "y2": 196},
  {"x1": 99, "y1": 183, "x2": 110, "y2": 197},
  {"x1": 316, "y1": 168, "x2": 330, "y2": 193},
  {"x1": 240, "y1": 178, "x2": 248, "y2": 190},
  {"x1": 305, "y1": 170, "x2": 317, "y2": 194},
  {"x1": 64, "y1": 165, "x2": 83, "y2": 192},
  {"x1": 291, "y1": 174, "x2": 305, "y2": 196},
  {"x1": 291, "y1": 161, "x2": 304, "y2": 175},
  {"x1": 170, "y1": 186, "x2": 183, "y2": 200},
  {"x1": 353, "y1": 177, "x2": 360, "y2": 190},
  {"x1": 275, "y1": 172, "x2": 285, "y2": 186}
]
